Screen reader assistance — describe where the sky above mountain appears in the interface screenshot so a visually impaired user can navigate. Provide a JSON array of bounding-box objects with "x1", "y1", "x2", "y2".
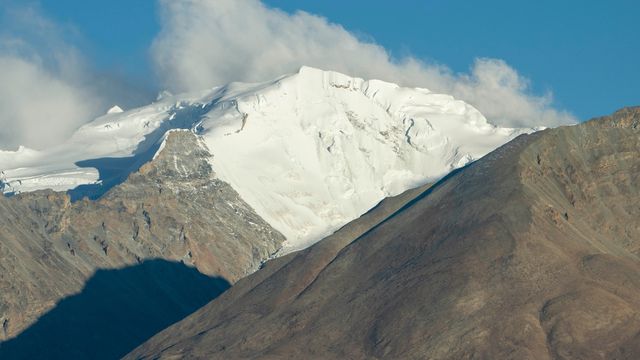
[{"x1": 0, "y1": 0, "x2": 637, "y2": 149}]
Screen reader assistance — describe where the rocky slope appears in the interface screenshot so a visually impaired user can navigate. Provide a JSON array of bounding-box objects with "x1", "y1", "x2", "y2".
[
  {"x1": 128, "y1": 107, "x2": 640, "y2": 360},
  {"x1": 0, "y1": 131, "x2": 283, "y2": 357}
]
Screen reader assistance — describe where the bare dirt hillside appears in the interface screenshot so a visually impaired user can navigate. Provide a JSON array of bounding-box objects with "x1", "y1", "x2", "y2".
[{"x1": 129, "y1": 108, "x2": 640, "y2": 360}]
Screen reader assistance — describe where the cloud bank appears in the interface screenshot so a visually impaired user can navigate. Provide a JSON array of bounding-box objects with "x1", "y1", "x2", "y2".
[
  {"x1": 153, "y1": 0, "x2": 576, "y2": 128},
  {"x1": 0, "y1": 3, "x2": 155, "y2": 150},
  {"x1": 0, "y1": 56, "x2": 98, "y2": 150},
  {"x1": 0, "y1": 0, "x2": 575, "y2": 151},
  {"x1": 0, "y1": 5, "x2": 103, "y2": 150}
]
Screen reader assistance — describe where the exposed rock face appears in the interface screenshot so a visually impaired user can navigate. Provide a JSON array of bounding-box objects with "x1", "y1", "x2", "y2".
[
  {"x1": 0, "y1": 130, "x2": 284, "y2": 343},
  {"x1": 128, "y1": 108, "x2": 640, "y2": 360}
]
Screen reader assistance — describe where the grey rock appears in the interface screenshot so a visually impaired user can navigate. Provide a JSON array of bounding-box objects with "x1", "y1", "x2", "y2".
[{"x1": 0, "y1": 130, "x2": 284, "y2": 343}]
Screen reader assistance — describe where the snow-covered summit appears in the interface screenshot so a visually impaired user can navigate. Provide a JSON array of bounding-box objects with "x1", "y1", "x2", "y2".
[
  {"x1": 107, "y1": 105, "x2": 124, "y2": 114},
  {"x1": 0, "y1": 66, "x2": 532, "y2": 252}
]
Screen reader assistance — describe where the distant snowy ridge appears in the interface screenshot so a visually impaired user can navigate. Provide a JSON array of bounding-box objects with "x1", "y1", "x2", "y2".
[
  {"x1": 0, "y1": 66, "x2": 533, "y2": 252},
  {"x1": 107, "y1": 105, "x2": 124, "y2": 114}
]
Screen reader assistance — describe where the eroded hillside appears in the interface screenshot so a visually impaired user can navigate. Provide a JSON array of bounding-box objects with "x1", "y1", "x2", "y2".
[{"x1": 128, "y1": 108, "x2": 640, "y2": 360}]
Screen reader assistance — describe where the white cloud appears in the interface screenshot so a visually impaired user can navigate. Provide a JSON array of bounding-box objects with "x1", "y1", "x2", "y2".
[
  {"x1": 0, "y1": 56, "x2": 98, "y2": 149},
  {"x1": 153, "y1": 0, "x2": 576, "y2": 128},
  {"x1": 0, "y1": 3, "x2": 155, "y2": 150},
  {"x1": 0, "y1": 5, "x2": 102, "y2": 150},
  {"x1": 435, "y1": 58, "x2": 576, "y2": 128},
  {"x1": 0, "y1": 0, "x2": 575, "y2": 151}
]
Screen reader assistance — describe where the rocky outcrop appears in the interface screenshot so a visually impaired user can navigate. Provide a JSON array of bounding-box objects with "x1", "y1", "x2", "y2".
[
  {"x1": 128, "y1": 108, "x2": 640, "y2": 359},
  {"x1": 0, "y1": 130, "x2": 284, "y2": 344}
]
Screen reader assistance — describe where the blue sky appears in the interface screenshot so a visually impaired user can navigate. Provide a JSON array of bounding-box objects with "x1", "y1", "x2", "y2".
[
  {"x1": 5, "y1": 0, "x2": 640, "y2": 122},
  {"x1": 267, "y1": 0, "x2": 640, "y2": 119}
]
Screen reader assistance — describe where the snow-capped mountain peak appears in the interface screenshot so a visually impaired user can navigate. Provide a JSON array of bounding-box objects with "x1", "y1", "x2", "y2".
[
  {"x1": 0, "y1": 67, "x2": 531, "y2": 253},
  {"x1": 107, "y1": 105, "x2": 124, "y2": 114}
]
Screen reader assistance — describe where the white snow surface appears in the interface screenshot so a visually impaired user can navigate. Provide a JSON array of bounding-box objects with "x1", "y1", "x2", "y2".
[
  {"x1": 0, "y1": 66, "x2": 533, "y2": 253},
  {"x1": 107, "y1": 105, "x2": 124, "y2": 114}
]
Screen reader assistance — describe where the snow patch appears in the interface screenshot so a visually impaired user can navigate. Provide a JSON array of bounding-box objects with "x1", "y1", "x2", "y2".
[{"x1": 107, "y1": 105, "x2": 124, "y2": 114}]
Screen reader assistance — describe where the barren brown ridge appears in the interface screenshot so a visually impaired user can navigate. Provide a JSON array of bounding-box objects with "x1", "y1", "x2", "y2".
[{"x1": 128, "y1": 108, "x2": 640, "y2": 360}]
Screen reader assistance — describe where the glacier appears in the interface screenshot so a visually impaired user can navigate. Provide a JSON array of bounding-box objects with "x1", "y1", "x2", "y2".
[{"x1": 0, "y1": 66, "x2": 533, "y2": 253}]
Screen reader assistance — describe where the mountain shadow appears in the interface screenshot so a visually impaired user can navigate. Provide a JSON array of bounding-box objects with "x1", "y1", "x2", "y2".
[{"x1": 0, "y1": 259, "x2": 230, "y2": 360}]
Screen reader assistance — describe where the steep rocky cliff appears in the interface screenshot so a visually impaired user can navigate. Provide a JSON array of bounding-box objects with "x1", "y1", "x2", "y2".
[{"x1": 0, "y1": 130, "x2": 283, "y2": 353}]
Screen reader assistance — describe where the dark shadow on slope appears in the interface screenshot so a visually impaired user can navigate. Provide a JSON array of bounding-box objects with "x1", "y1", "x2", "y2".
[
  {"x1": 69, "y1": 154, "x2": 154, "y2": 202},
  {"x1": 68, "y1": 101, "x2": 217, "y2": 201},
  {"x1": 0, "y1": 259, "x2": 230, "y2": 360}
]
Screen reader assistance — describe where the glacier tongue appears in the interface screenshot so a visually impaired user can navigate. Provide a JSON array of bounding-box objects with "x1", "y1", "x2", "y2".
[{"x1": 0, "y1": 66, "x2": 531, "y2": 253}]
